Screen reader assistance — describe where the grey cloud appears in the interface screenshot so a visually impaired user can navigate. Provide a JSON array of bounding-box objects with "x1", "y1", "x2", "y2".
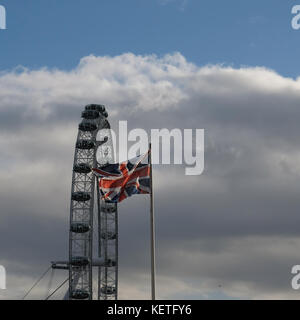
[{"x1": 1, "y1": 53, "x2": 300, "y2": 299}]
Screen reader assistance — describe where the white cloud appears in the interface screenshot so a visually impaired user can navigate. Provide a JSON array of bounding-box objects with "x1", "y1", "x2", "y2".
[{"x1": 1, "y1": 52, "x2": 300, "y2": 299}]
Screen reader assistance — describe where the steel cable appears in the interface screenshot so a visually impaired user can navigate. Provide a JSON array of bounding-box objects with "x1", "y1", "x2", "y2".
[
  {"x1": 22, "y1": 265, "x2": 52, "y2": 300},
  {"x1": 45, "y1": 277, "x2": 69, "y2": 300}
]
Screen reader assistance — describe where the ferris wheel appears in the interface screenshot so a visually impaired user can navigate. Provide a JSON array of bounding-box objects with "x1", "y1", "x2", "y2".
[{"x1": 51, "y1": 104, "x2": 118, "y2": 300}]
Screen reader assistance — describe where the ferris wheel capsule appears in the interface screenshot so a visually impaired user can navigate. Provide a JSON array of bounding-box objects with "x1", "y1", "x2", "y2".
[
  {"x1": 85, "y1": 104, "x2": 105, "y2": 113},
  {"x1": 100, "y1": 286, "x2": 116, "y2": 295},
  {"x1": 101, "y1": 231, "x2": 116, "y2": 240},
  {"x1": 71, "y1": 192, "x2": 91, "y2": 202},
  {"x1": 102, "y1": 205, "x2": 117, "y2": 213},
  {"x1": 73, "y1": 163, "x2": 91, "y2": 174},
  {"x1": 71, "y1": 290, "x2": 90, "y2": 300},
  {"x1": 70, "y1": 256, "x2": 89, "y2": 267},
  {"x1": 103, "y1": 111, "x2": 108, "y2": 118},
  {"x1": 70, "y1": 223, "x2": 90, "y2": 233},
  {"x1": 76, "y1": 140, "x2": 95, "y2": 150},
  {"x1": 79, "y1": 121, "x2": 97, "y2": 132},
  {"x1": 81, "y1": 110, "x2": 100, "y2": 120}
]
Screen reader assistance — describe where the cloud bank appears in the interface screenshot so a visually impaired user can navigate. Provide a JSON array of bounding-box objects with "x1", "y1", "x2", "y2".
[{"x1": 1, "y1": 52, "x2": 300, "y2": 299}]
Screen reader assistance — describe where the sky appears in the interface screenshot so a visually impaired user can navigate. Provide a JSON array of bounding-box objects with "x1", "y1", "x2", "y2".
[
  {"x1": 0, "y1": 0, "x2": 300, "y2": 76},
  {"x1": 1, "y1": 0, "x2": 300, "y2": 300}
]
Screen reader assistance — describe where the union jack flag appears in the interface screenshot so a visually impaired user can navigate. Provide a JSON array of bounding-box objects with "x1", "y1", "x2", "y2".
[{"x1": 92, "y1": 151, "x2": 151, "y2": 203}]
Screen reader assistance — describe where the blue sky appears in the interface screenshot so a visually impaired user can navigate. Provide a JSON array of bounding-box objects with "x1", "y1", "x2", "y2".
[{"x1": 0, "y1": 0, "x2": 299, "y2": 76}]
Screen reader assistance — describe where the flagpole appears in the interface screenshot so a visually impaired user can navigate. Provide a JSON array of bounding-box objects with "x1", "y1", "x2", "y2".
[{"x1": 149, "y1": 142, "x2": 156, "y2": 300}]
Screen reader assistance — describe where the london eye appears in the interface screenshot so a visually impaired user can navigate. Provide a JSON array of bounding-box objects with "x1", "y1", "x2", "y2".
[{"x1": 51, "y1": 104, "x2": 118, "y2": 300}]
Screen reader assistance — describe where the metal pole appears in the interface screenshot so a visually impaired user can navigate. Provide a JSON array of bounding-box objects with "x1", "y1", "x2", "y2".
[
  {"x1": 149, "y1": 143, "x2": 156, "y2": 300},
  {"x1": 96, "y1": 176, "x2": 102, "y2": 300}
]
